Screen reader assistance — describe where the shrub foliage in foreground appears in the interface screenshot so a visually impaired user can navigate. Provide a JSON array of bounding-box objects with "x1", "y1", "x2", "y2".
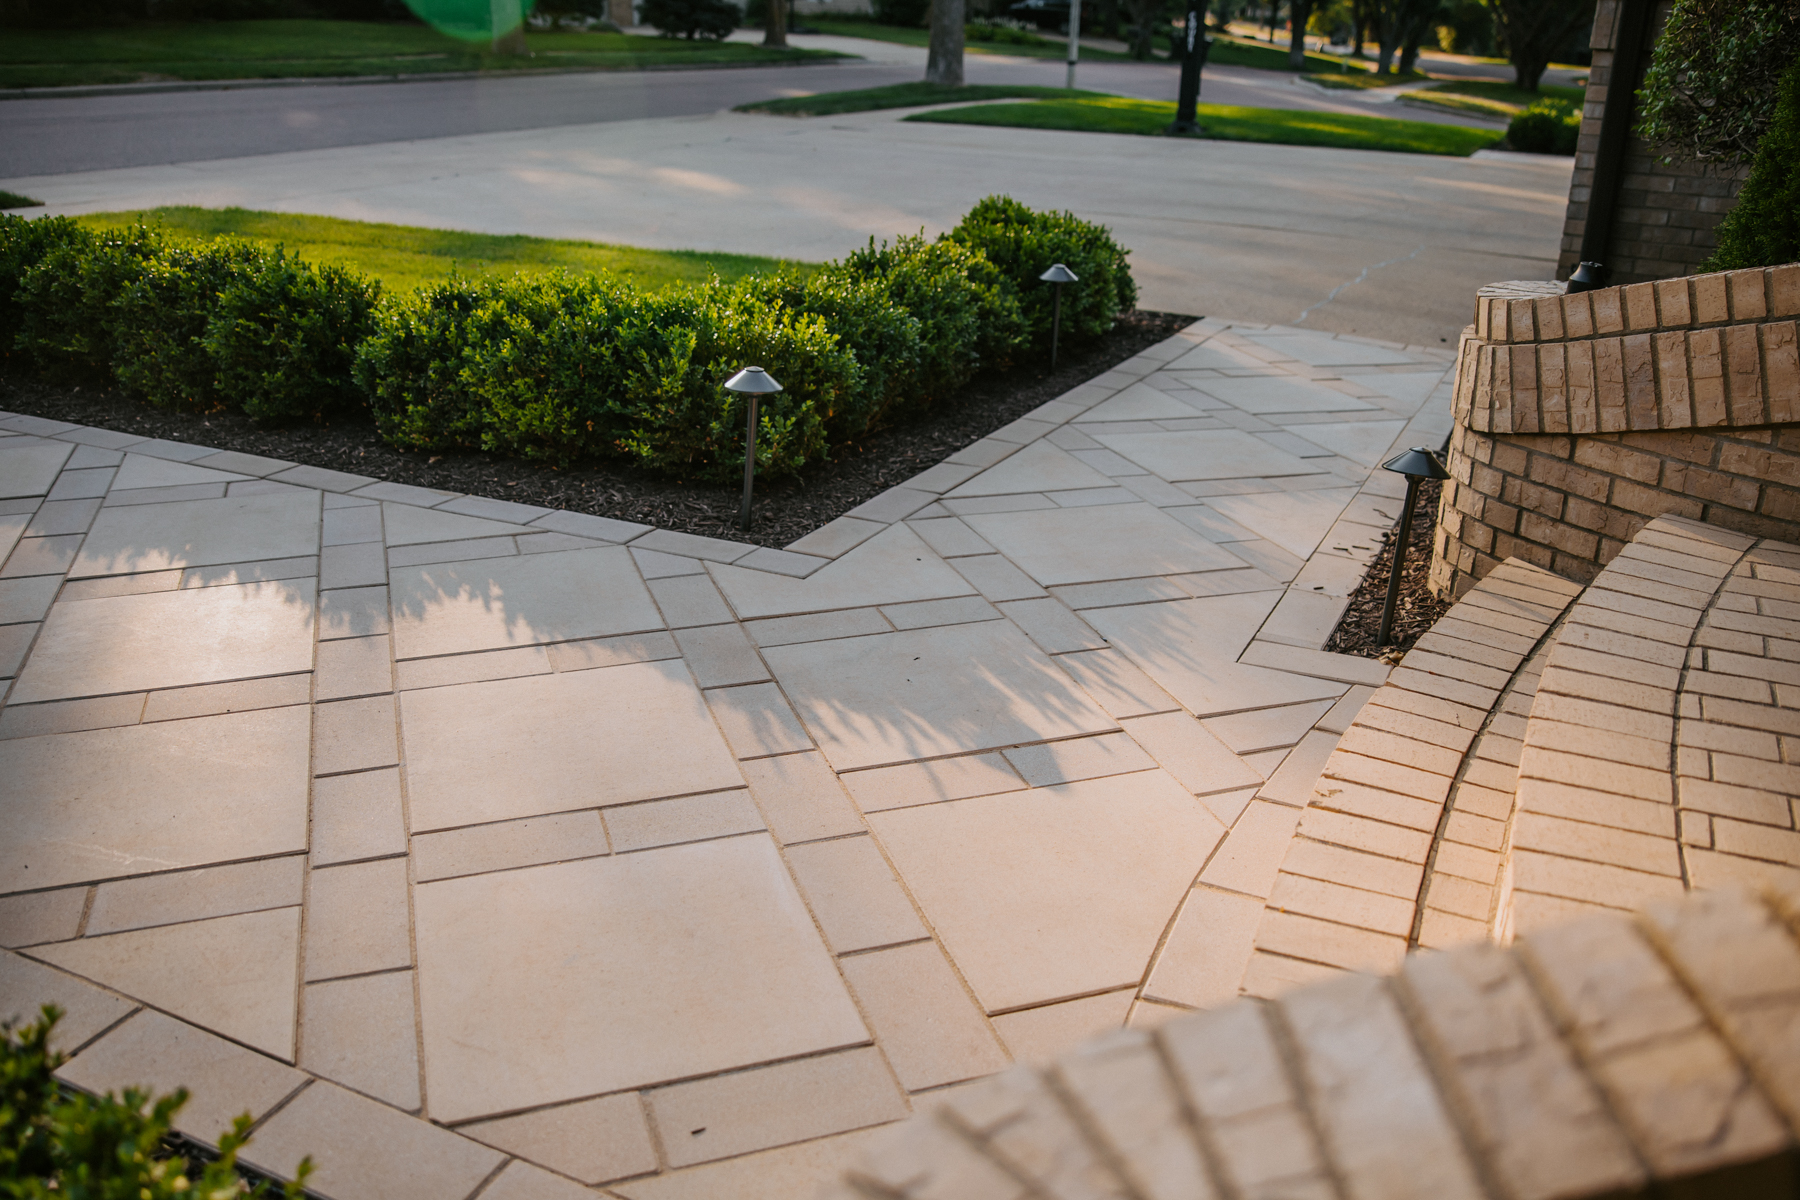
[
  {"x1": 0, "y1": 1007, "x2": 310, "y2": 1200},
  {"x1": 0, "y1": 195, "x2": 1135, "y2": 482}
]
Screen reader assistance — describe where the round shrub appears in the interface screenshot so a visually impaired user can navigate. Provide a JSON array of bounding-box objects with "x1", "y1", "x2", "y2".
[
  {"x1": 947, "y1": 195, "x2": 1136, "y2": 350},
  {"x1": 202, "y1": 250, "x2": 381, "y2": 423},
  {"x1": 0, "y1": 214, "x2": 91, "y2": 360},
  {"x1": 112, "y1": 238, "x2": 269, "y2": 411},
  {"x1": 1705, "y1": 57, "x2": 1800, "y2": 270},
  {"x1": 1507, "y1": 98, "x2": 1580, "y2": 155},
  {"x1": 839, "y1": 234, "x2": 1028, "y2": 399},
  {"x1": 356, "y1": 276, "x2": 500, "y2": 453},
  {"x1": 12, "y1": 223, "x2": 160, "y2": 381}
]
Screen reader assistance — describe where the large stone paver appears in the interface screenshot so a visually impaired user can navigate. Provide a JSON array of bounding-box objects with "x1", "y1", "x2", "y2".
[
  {"x1": 0, "y1": 317, "x2": 1456, "y2": 1196},
  {"x1": 412, "y1": 836, "x2": 868, "y2": 1122}
]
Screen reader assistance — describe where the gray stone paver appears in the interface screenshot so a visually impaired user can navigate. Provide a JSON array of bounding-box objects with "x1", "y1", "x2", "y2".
[{"x1": 0, "y1": 319, "x2": 1464, "y2": 1198}]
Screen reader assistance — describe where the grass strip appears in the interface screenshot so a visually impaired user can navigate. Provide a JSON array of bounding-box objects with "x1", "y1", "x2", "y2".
[
  {"x1": 0, "y1": 20, "x2": 840, "y2": 89},
  {"x1": 0, "y1": 191, "x2": 44, "y2": 210},
  {"x1": 905, "y1": 94, "x2": 1502, "y2": 155},
  {"x1": 73, "y1": 207, "x2": 805, "y2": 295},
  {"x1": 799, "y1": 17, "x2": 1135, "y2": 61},
  {"x1": 737, "y1": 81, "x2": 1113, "y2": 115},
  {"x1": 1306, "y1": 67, "x2": 1431, "y2": 89}
]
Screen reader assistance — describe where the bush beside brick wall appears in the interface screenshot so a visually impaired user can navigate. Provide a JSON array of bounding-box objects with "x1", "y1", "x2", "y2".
[{"x1": 1429, "y1": 264, "x2": 1800, "y2": 599}]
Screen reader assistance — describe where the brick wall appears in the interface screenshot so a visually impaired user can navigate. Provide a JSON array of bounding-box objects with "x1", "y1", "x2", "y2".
[
  {"x1": 1428, "y1": 265, "x2": 1800, "y2": 599},
  {"x1": 1556, "y1": 0, "x2": 1749, "y2": 284}
]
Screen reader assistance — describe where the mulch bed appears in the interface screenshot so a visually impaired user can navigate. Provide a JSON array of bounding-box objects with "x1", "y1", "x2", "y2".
[
  {"x1": 0, "y1": 309, "x2": 1193, "y2": 549},
  {"x1": 1324, "y1": 476, "x2": 1453, "y2": 661}
]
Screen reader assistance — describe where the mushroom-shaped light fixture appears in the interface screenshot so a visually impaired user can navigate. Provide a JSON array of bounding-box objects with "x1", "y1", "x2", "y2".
[
  {"x1": 1375, "y1": 446, "x2": 1452, "y2": 648},
  {"x1": 1039, "y1": 263, "x2": 1079, "y2": 370},
  {"x1": 725, "y1": 366, "x2": 784, "y2": 532}
]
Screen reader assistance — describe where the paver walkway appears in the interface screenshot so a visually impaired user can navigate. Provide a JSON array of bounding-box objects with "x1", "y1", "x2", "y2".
[{"x1": 0, "y1": 317, "x2": 1453, "y2": 1200}]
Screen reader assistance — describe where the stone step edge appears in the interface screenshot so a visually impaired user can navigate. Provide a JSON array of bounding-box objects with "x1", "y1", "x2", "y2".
[
  {"x1": 1238, "y1": 556, "x2": 1581, "y2": 997},
  {"x1": 830, "y1": 882, "x2": 1800, "y2": 1200},
  {"x1": 1507, "y1": 513, "x2": 1759, "y2": 936}
]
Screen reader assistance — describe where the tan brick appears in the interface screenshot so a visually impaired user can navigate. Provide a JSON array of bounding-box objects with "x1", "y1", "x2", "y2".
[
  {"x1": 1519, "y1": 912, "x2": 1701, "y2": 1053},
  {"x1": 1311, "y1": 779, "x2": 1444, "y2": 833},
  {"x1": 1531, "y1": 690, "x2": 1674, "y2": 741},
  {"x1": 1280, "y1": 837, "x2": 1424, "y2": 900},
  {"x1": 937, "y1": 1067, "x2": 1118, "y2": 1200},
  {"x1": 1417, "y1": 907, "x2": 1489, "y2": 949},
  {"x1": 1724, "y1": 322, "x2": 1768, "y2": 425},
  {"x1": 1349, "y1": 701, "x2": 1479, "y2": 756},
  {"x1": 1422, "y1": 870, "x2": 1495, "y2": 921},
  {"x1": 1400, "y1": 945, "x2": 1646, "y2": 1200},
  {"x1": 1692, "y1": 271, "x2": 1730, "y2": 325},
  {"x1": 1564, "y1": 290, "x2": 1596, "y2": 340},
  {"x1": 1598, "y1": 1030, "x2": 1790, "y2": 1179},
  {"x1": 1536, "y1": 293, "x2": 1566, "y2": 342},
  {"x1": 1525, "y1": 719, "x2": 1669, "y2": 771},
  {"x1": 1653, "y1": 330, "x2": 1693, "y2": 427},
  {"x1": 1772, "y1": 263, "x2": 1800, "y2": 317},
  {"x1": 1689, "y1": 328, "x2": 1727, "y2": 426},
  {"x1": 1443, "y1": 809, "x2": 1505, "y2": 852},
  {"x1": 1592, "y1": 284, "x2": 1625, "y2": 334},
  {"x1": 1726, "y1": 269, "x2": 1768, "y2": 322},
  {"x1": 1158, "y1": 999, "x2": 1292, "y2": 1121},
  {"x1": 1513, "y1": 811, "x2": 1682, "y2": 876},
  {"x1": 1053, "y1": 1030, "x2": 1217, "y2": 1200},
  {"x1": 1714, "y1": 817, "x2": 1800, "y2": 866},
  {"x1": 1623, "y1": 282, "x2": 1658, "y2": 332},
  {"x1": 1655, "y1": 277, "x2": 1693, "y2": 328},
  {"x1": 1522, "y1": 779, "x2": 1675, "y2": 837},
  {"x1": 1765, "y1": 321, "x2": 1800, "y2": 424},
  {"x1": 1566, "y1": 339, "x2": 1599, "y2": 432},
  {"x1": 1298, "y1": 806, "x2": 1431, "y2": 862},
  {"x1": 1511, "y1": 849, "x2": 1685, "y2": 910},
  {"x1": 1278, "y1": 973, "x2": 1485, "y2": 1200},
  {"x1": 1268, "y1": 873, "x2": 1414, "y2": 939}
]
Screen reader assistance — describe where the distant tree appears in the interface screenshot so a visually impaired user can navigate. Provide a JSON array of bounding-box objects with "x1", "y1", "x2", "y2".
[
  {"x1": 1287, "y1": 0, "x2": 1314, "y2": 66},
  {"x1": 1637, "y1": 0, "x2": 1800, "y2": 166},
  {"x1": 1365, "y1": 0, "x2": 1440, "y2": 74},
  {"x1": 1489, "y1": 0, "x2": 1594, "y2": 92},
  {"x1": 926, "y1": 0, "x2": 965, "y2": 82}
]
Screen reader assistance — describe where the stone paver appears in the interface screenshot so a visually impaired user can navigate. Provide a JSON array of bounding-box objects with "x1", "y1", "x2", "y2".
[{"x1": 0, "y1": 320, "x2": 1461, "y2": 1196}]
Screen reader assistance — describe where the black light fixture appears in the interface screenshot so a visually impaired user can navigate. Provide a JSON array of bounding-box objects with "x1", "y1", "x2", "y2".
[
  {"x1": 724, "y1": 366, "x2": 783, "y2": 531},
  {"x1": 1040, "y1": 262, "x2": 1078, "y2": 370},
  {"x1": 1565, "y1": 261, "x2": 1606, "y2": 294},
  {"x1": 1377, "y1": 446, "x2": 1451, "y2": 647}
]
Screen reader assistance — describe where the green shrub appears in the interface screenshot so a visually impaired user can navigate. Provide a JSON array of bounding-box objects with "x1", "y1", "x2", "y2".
[
  {"x1": 202, "y1": 250, "x2": 380, "y2": 424},
  {"x1": 0, "y1": 1006, "x2": 311, "y2": 1200},
  {"x1": 947, "y1": 195, "x2": 1136, "y2": 349},
  {"x1": 872, "y1": 0, "x2": 929, "y2": 25},
  {"x1": 111, "y1": 239, "x2": 269, "y2": 412},
  {"x1": 839, "y1": 234, "x2": 1027, "y2": 400},
  {"x1": 0, "y1": 215, "x2": 89, "y2": 360},
  {"x1": 1507, "y1": 97, "x2": 1581, "y2": 155},
  {"x1": 12, "y1": 224, "x2": 159, "y2": 381},
  {"x1": 356, "y1": 276, "x2": 497, "y2": 453},
  {"x1": 734, "y1": 268, "x2": 924, "y2": 437},
  {"x1": 1705, "y1": 58, "x2": 1800, "y2": 270},
  {"x1": 640, "y1": 0, "x2": 738, "y2": 39},
  {"x1": 965, "y1": 19, "x2": 1040, "y2": 43},
  {"x1": 366, "y1": 273, "x2": 855, "y2": 481}
]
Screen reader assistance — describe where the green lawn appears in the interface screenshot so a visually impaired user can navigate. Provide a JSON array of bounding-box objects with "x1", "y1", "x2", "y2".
[
  {"x1": 0, "y1": 20, "x2": 840, "y2": 89},
  {"x1": 905, "y1": 95, "x2": 1502, "y2": 155},
  {"x1": 1399, "y1": 80, "x2": 1583, "y2": 119},
  {"x1": 74, "y1": 208, "x2": 805, "y2": 295},
  {"x1": 0, "y1": 192, "x2": 43, "y2": 210},
  {"x1": 799, "y1": 17, "x2": 1136, "y2": 62},
  {"x1": 1306, "y1": 66, "x2": 1431, "y2": 88},
  {"x1": 738, "y1": 81, "x2": 1113, "y2": 116}
]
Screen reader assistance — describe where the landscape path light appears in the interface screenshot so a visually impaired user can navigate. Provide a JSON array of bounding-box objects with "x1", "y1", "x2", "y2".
[
  {"x1": 725, "y1": 365, "x2": 783, "y2": 531},
  {"x1": 1376, "y1": 446, "x2": 1451, "y2": 648},
  {"x1": 1039, "y1": 263, "x2": 1078, "y2": 370}
]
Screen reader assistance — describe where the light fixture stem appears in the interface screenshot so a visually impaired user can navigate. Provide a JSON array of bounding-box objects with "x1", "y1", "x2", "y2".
[
  {"x1": 1378, "y1": 475, "x2": 1422, "y2": 647},
  {"x1": 738, "y1": 394, "x2": 760, "y2": 531},
  {"x1": 1051, "y1": 285, "x2": 1063, "y2": 370}
]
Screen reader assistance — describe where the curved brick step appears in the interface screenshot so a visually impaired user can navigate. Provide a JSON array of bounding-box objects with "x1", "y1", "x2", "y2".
[
  {"x1": 828, "y1": 882, "x2": 1800, "y2": 1200},
  {"x1": 1238, "y1": 558, "x2": 1581, "y2": 997},
  {"x1": 1509, "y1": 514, "x2": 1800, "y2": 934}
]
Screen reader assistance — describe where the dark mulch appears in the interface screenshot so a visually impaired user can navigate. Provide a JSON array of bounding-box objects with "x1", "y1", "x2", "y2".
[
  {"x1": 1324, "y1": 477, "x2": 1452, "y2": 661},
  {"x1": 0, "y1": 310, "x2": 1194, "y2": 549}
]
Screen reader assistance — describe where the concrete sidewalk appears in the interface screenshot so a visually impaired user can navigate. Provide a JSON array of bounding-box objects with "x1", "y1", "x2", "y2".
[{"x1": 0, "y1": 316, "x2": 1451, "y2": 1200}]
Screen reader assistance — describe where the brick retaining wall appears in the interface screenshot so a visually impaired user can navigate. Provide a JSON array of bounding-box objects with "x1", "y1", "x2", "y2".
[{"x1": 1429, "y1": 265, "x2": 1800, "y2": 598}]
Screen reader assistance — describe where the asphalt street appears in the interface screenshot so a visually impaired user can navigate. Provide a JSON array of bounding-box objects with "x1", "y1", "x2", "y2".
[{"x1": 0, "y1": 32, "x2": 1504, "y2": 177}]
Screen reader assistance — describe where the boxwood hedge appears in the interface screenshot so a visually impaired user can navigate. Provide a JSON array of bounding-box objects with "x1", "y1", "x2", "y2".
[{"x1": 0, "y1": 195, "x2": 1135, "y2": 482}]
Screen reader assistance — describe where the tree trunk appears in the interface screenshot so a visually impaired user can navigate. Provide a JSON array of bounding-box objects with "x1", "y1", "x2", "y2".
[
  {"x1": 1396, "y1": 2, "x2": 1432, "y2": 73},
  {"x1": 1514, "y1": 53, "x2": 1546, "y2": 92},
  {"x1": 1127, "y1": 0, "x2": 1159, "y2": 59},
  {"x1": 926, "y1": 0, "x2": 964, "y2": 83},
  {"x1": 763, "y1": 0, "x2": 788, "y2": 47},
  {"x1": 1287, "y1": 0, "x2": 1312, "y2": 67}
]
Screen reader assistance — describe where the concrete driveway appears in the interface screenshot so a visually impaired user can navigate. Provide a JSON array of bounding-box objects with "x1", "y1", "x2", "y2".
[{"x1": 5, "y1": 100, "x2": 1570, "y2": 345}]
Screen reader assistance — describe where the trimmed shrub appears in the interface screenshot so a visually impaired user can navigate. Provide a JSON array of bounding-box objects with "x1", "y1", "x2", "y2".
[
  {"x1": 734, "y1": 267, "x2": 924, "y2": 437},
  {"x1": 839, "y1": 234, "x2": 1028, "y2": 400},
  {"x1": 872, "y1": 0, "x2": 930, "y2": 25},
  {"x1": 203, "y1": 250, "x2": 381, "y2": 423},
  {"x1": 12, "y1": 224, "x2": 159, "y2": 381},
  {"x1": 1704, "y1": 58, "x2": 1800, "y2": 271},
  {"x1": 356, "y1": 275, "x2": 498, "y2": 453},
  {"x1": 111, "y1": 238, "x2": 268, "y2": 412},
  {"x1": 641, "y1": 0, "x2": 738, "y2": 39},
  {"x1": 1, "y1": 1006, "x2": 311, "y2": 1199},
  {"x1": 1507, "y1": 97, "x2": 1581, "y2": 155},
  {"x1": 0, "y1": 215, "x2": 90, "y2": 361},
  {"x1": 947, "y1": 195, "x2": 1136, "y2": 348}
]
